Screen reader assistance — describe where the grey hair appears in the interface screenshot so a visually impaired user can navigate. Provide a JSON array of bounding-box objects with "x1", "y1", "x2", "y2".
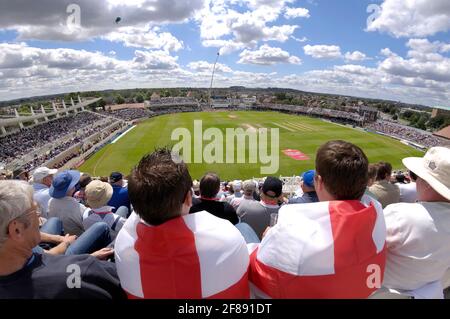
[{"x1": 0, "y1": 180, "x2": 34, "y2": 248}]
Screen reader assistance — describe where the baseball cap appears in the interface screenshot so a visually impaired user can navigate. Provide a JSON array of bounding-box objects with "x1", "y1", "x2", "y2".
[
  {"x1": 262, "y1": 176, "x2": 283, "y2": 198},
  {"x1": 85, "y1": 180, "x2": 113, "y2": 209},
  {"x1": 301, "y1": 170, "x2": 315, "y2": 188},
  {"x1": 110, "y1": 172, "x2": 123, "y2": 183},
  {"x1": 49, "y1": 170, "x2": 81, "y2": 199},
  {"x1": 32, "y1": 167, "x2": 58, "y2": 183}
]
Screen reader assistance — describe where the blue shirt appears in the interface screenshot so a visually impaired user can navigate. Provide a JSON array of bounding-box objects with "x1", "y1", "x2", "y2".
[
  {"x1": 288, "y1": 191, "x2": 319, "y2": 204},
  {"x1": 107, "y1": 185, "x2": 130, "y2": 212}
]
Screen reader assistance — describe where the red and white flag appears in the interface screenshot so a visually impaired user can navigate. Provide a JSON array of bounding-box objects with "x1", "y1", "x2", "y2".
[
  {"x1": 248, "y1": 195, "x2": 386, "y2": 298},
  {"x1": 115, "y1": 211, "x2": 250, "y2": 299}
]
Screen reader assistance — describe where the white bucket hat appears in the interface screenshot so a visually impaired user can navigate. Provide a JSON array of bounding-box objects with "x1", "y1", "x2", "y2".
[{"x1": 402, "y1": 147, "x2": 450, "y2": 201}]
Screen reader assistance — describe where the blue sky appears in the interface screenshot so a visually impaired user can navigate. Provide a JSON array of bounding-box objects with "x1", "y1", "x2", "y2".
[{"x1": 0, "y1": 0, "x2": 449, "y2": 106}]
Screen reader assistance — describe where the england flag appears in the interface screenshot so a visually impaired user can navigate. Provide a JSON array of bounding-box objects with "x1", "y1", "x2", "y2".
[
  {"x1": 248, "y1": 195, "x2": 387, "y2": 298},
  {"x1": 115, "y1": 211, "x2": 250, "y2": 299}
]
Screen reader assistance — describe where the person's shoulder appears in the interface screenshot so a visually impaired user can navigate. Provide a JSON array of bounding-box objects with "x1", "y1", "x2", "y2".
[
  {"x1": 384, "y1": 202, "x2": 418, "y2": 213},
  {"x1": 186, "y1": 211, "x2": 243, "y2": 240}
]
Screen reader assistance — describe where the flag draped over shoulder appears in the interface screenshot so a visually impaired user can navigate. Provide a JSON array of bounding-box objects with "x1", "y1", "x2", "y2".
[
  {"x1": 115, "y1": 211, "x2": 250, "y2": 299},
  {"x1": 249, "y1": 195, "x2": 387, "y2": 298}
]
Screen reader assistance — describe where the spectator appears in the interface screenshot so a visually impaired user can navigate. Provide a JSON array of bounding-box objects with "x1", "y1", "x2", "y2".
[
  {"x1": 37, "y1": 216, "x2": 113, "y2": 258},
  {"x1": 74, "y1": 173, "x2": 92, "y2": 205},
  {"x1": 48, "y1": 170, "x2": 85, "y2": 237},
  {"x1": 32, "y1": 167, "x2": 58, "y2": 218},
  {"x1": 398, "y1": 170, "x2": 418, "y2": 203},
  {"x1": 83, "y1": 180, "x2": 126, "y2": 240},
  {"x1": 107, "y1": 172, "x2": 130, "y2": 216},
  {"x1": 382, "y1": 147, "x2": 450, "y2": 296},
  {"x1": 190, "y1": 173, "x2": 239, "y2": 225},
  {"x1": 14, "y1": 169, "x2": 29, "y2": 181},
  {"x1": 237, "y1": 177, "x2": 283, "y2": 239},
  {"x1": 226, "y1": 180, "x2": 243, "y2": 203},
  {"x1": 231, "y1": 180, "x2": 256, "y2": 209},
  {"x1": 248, "y1": 140, "x2": 386, "y2": 298},
  {"x1": 365, "y1": 164, "x2": 379, "y2": 200},
  {"x1": 369, "y1": 161, "x2": 400, "y2": 208},
  {"x1": 192, "y1": 180, "x2": 200, "y2": 197},
  {"x1": 288, "y1": 170, "x2": 318, "y2": 204},
  {"x1": 115, "y1": 148, "x2": 249, "y2": 298},
  {"x1": 0, "y1": 180, "x2": 126, "y2": 299}
]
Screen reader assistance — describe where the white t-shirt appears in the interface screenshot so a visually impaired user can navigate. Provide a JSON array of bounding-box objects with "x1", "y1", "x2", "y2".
[
  {"x1": 383, "y1": 201, "x2": 450, "y2": 291},
  {"x1": 82, "y1": 206, "x2": 126, "y2": 240},
  {"x1": 398, "y1": 182, "x2": 417, "y2": 203}
]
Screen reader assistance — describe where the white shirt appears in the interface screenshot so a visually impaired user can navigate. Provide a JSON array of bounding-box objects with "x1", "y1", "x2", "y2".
[
  {"x1": 398, "y1": 182, "x2": 417, "y2": 203},
  {"x1": 33, "y1": 183, "x2": 51, "y2": 218},
  {"x1": 48, "y1": 196, "x2": 86, "y2": 236},
  {"x1": 383, "y1": 201, "x2": 450, "y2": 291},
  {"x1": 82, "y1": 206, "x2": 126, "y2": 240}
]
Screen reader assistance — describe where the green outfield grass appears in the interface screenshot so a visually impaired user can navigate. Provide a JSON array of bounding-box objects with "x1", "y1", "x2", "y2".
[{"x1": 79, "y1": 111, "x2": 424, "y2": 180}]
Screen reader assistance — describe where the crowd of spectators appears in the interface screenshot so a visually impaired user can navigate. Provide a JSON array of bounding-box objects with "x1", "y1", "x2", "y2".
[
  {"x1": 256, "y1": 104, "x2": 363, "y2": 123},
  {"x1": 366, "y1": 120, "x2": 445, "y2": 147},
  {"x1": 17, "y1": 119, "x2": 123, "y2": 172},
  {"x1": 101, "y1": 109, "x2": 154, "y2": 122},
  {"x1": 0, "y1": 112, "x2": 105, "y2": 164}
]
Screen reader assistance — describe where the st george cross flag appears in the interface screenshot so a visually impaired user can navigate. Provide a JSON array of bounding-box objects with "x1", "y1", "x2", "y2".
[
  {"x1": 115, "y1": 211, "x2": 250, "y2": 299},
  {"x1": 248, "y1": 195, "x2": 387, "y2": 298}
]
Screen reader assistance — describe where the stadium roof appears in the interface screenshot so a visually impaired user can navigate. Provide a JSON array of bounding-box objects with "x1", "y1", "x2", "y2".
[{"x1": 433, "y1": 125, "x2": 450, "y2": 140}]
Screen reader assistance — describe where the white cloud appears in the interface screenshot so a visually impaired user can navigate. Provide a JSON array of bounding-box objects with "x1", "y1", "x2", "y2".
[
  {"x1": 202, "y1": 39, "x2": 248, "y2": 55},
  {"x1": 303, "y1": 44, "x2": 342, "y2": 59},
  {"x1": 284, "y1": 7, "x2": 310, "y2": 19},
  {"x1": 379, "y1": 39, "x2": 450, "y2": 83},
  {"x1": 344, "y1": 51, "x2": 368, "y2": 62},
  {"x1": 0, "y1": 0, "x2": 205, "y2": 41},
  {"x1": 187, "y1": 61, "x2": 233, "y2": 73},
  {"x1": 238, "y1": 44, "x2": 301, "y2": 65},
  {"x1": 291, "y1": 36, "x2": 308, "y2": 43},
  {"x1": 380, "y1": 48, "x2": 395, "y2": 57},
  {"x1": 367, "y1": 0, "x2": 450, "y2": 37},
  {"x1": 103, "y1": 26, "x2": 183, "y2": 52},
  {"x1": 197, "y1": 0, "x2": 299, "y2": 55},
  {"x1": 132, "y1": 50, "x2": 179, "y2": 70}
]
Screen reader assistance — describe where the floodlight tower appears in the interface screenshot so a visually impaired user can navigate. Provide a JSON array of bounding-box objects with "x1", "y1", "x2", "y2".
[{"x1": 209, "y1": 52, "x2": 220, "y2": 108}]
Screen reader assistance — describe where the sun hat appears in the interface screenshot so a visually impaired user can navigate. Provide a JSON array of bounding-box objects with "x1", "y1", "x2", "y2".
[
  {"x1": 49, "y1": 170, "x2": 81, "y2": 199},
  {"x1": 402, "y1": 147, "x2": 450, "y2": 200},
  {"x1": 85, "y1": 180, "x2": 114, "y2": 209}
]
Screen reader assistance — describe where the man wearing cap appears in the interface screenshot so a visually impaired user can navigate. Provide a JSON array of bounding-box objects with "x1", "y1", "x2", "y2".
[
  {"x1": 237, "y1": 177, "x2": 283, "y2": 239},
  {"x1": 288, "y1": 170, "x2": 319, "y2": 204},
  {"x1": 83, "y1": 180, "x2": 126, "y2": 240},
  {"x1": 107, "y1": 172, "x2": 131, "y2": 216},
  {"x1": 32, "y1": 167, "x2": 58, "y2": 218},
  {"x1": 382, "y1": 147, "x2": 450, "y2": 294},
  {"x1": 231, "y1": 180, "x2": 257, "y2": 209},
  {"x1": 48, "y1": 170, "x2": 86, "y2": 237}
]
